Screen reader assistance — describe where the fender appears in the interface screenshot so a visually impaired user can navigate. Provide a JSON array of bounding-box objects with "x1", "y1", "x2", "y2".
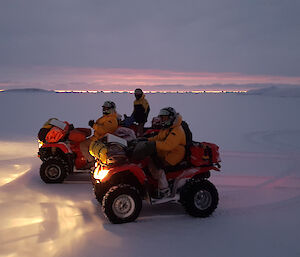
[
  {"x1": 41, "y1": 142, "x2": 72, "y2": 154},
  {"x1": 101, "y1": 164, "x2": 146, "y2": 184},
  {"x1": 166, "y1": 165, "x2": 220, "y2": 180}
]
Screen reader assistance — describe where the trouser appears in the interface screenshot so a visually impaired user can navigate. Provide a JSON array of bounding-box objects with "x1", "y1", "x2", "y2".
[
  {"x1": 147, "y1": 157, "x2": 169, "y2": 189},
  {"x1": 80, "y1": 138, "x2": 94, "y2": 162}
]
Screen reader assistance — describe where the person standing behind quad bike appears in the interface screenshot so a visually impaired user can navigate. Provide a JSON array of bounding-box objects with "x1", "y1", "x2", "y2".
[
  {"x1": 80, "y1": 101, "x2": 119, "y2": 166},
  {"x1": 147, "y1": 107, "x2": 186, "y2": 198},
  {"x1": 132, "y1": 88, "x2": 150, "y2": 137}
]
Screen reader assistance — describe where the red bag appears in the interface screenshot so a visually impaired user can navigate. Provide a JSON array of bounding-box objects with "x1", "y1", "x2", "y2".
[
  {"x1": 44, "y1": 121, "x2": 70, "y2": 143},
  {"x1": 190, "y1": 142, "x2": 220, "y2": 166},
  {"x1": 45, "y1": 127, "x2": 66, "y2": 143}
]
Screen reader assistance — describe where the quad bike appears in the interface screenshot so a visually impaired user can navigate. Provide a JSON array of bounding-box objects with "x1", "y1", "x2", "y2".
[
  {"x1": 121, "y1": 114, "x2": 160, "y2": 138},
  {"x1": 37, "y1": 117, "x2": 156, "y2": 184},
  {"x1": 90, "y1": 135, "x2": 221, "y2": 224},
  {"x1": 37, "y1": 119, "x2": 92, "y2": 183}
]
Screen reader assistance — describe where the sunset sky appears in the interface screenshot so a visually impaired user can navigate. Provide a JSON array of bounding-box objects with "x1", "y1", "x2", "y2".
[{"x1": 1, "y1": 0, "x2": 299, "y2": 91}]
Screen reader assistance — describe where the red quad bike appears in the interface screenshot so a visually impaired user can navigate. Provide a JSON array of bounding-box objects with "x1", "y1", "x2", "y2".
[
  {"x1": 121, "y1": 115, "x2": 160, "y2": 138},
  {"x1": 38, "y1": 119, "x2": 92, "y2": 183},
  {"x1": 37, "y1": 116, "x2": 156, "y2": 184},
  {"x1": 91, "y1": 135, "x2": 221, "y2": 224}
]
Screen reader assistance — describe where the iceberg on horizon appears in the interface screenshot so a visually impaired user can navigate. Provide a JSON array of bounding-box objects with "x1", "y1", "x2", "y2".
[
  {"x1": 1, "y1": 88, "x2": 55, "y2": 93},
  {"x1": 246, "y1": 86, "x2": 300, "y2": 97}
]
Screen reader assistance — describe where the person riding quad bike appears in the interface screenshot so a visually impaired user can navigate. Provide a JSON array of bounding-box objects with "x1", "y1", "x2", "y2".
[
  {"x1": 80, "y1": 101, "x2": 119, "y2": 164},
  {"x1": 91, "y1": 130, "x2": 221, "y2": 224},
  {"x1": 131, "y1": 88, "x2": 150, "y2": 137},
  {"x1": 147, "y1": 107, "x2": 186, "y2": 198}
]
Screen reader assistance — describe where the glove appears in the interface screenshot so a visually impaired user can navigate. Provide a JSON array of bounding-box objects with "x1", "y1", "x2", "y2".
[
  {"x1": 129, "y1": 137, "x2": 147, "y2": 145},
  {"x1": 88, "y1": 120, "x2": 95, "y2": 127}
]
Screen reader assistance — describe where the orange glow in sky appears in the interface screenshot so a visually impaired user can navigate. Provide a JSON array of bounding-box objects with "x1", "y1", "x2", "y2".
[
  {"x1": 1, "y1": 67, "x2": 300, "y2": 91},
  {"x1": 57, "y1": 68, "x2": 300, "y2": 86}
]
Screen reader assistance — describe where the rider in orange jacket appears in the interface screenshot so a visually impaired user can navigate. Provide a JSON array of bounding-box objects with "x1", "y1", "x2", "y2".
[
  {"x1": 90, "y1": 102, "x2": 119, "y2": 141},
  {"x1": 80, "y1": 101, "x2": 119, "y2": 164},
  {"x1": 148, "y1": 107, "x2": 186, "y2": 198}
]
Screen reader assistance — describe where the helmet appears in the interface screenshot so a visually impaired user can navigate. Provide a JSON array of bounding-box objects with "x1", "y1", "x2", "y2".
[
  {"x1": 102, "y1": 101, "x2": 116, "y2": 115},
  {"x1": 134, "y1": 88, "x2": 143, "y2": 100},
  {"x1": 158, "y1": 107, "x2": 177, "y2": 128},
  {"x1": 151, "y1": 116, "x2": 162, "y2": 129}
]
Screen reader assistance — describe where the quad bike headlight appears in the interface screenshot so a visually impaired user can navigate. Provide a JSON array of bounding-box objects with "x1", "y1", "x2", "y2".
[
  {"x1": 93, "y1": 165, "x2": 109, "y2": 181},
  {"x1": 38, "y1": 140, "x2": 43, "y2": 148}
]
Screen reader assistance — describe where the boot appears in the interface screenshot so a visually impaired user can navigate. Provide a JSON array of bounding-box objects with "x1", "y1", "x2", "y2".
[{"x1": 156, "y1": 187, "x2": 171, "y2": 199}]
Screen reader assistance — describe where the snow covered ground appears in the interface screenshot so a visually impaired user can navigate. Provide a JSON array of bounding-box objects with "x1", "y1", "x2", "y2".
[{"x1": 1, "y1": 89, "x2": 300, "y2": 257}]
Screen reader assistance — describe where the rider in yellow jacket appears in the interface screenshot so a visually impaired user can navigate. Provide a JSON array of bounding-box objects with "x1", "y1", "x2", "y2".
[
  {"x1": 91, "y1": 112, "x2": 118, "y2": 141},
  {"x1": 81, "y1": 101, "x2": 119, "y2": 164},
  {"x1": 148, "y1": 110, "x2": 186, "y2": 166},
  {"x1": 148, "y1": 107, "x2": 186, "y2": 198}
]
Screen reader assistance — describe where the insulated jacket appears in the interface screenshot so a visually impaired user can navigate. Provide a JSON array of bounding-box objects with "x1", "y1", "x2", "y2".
[
  {"x1": 132, "y1": 94, "x2": 150, "y2": 124},
  {"x1": 148, "y1": 114, "x2": 186, "y2": 166},
  {"x1": 91, "y1": 112, "x2": 118, "y2": 141}
]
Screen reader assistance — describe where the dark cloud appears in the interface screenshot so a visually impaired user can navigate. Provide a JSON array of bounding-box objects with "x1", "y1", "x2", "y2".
[{"x1": 0, "y1": 0, "x2": 300, "y2": 76}]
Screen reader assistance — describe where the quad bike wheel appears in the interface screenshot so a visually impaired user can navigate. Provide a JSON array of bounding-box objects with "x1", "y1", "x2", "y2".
[
  {"x1": 94, "y1": 184, "x2": 104, "y2": 204},
  {"x1": 102, "y1": 184, "x2": 142, "y2": 224},
  {"x1": 180, "y1": 179, "x2": 219, "y2": 218},
  {"x1": 94, "y1": 182, "x2": 110, "y2": 205},
  {"x1": 40, "y1": 158, "x2": 68, "y2": 183}
]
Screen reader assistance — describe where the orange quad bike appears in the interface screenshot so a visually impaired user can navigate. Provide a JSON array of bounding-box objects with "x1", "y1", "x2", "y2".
[
  {"x1": 90, "y1": 134, "x2": 221, "y2": 224},
  {"x1": 37, "y1": 119, "x2": 92, "y2": 183}
]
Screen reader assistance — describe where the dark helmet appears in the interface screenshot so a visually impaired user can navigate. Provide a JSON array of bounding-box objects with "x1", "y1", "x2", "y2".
[
  {"x1": 158, "y1": 107, "x2": 177, "y2": 128},
  {"x1": 134, "y1": 88, "x2": 143, "y2": 100},
  {"x1": 151, "y1": 116, "x2": 162, "y2": 129},
  {"x1": 102, "y1": 101, "x2": 116, "y2": 115}
]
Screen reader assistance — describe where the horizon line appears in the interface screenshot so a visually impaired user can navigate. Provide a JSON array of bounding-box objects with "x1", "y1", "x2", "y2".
[{"x1": 0, "y1": 88, "x2": 248, "y2": 94}]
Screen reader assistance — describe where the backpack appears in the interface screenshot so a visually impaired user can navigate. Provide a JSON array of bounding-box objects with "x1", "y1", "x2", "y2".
[
  {"x1": 181, "y1": 120, "x2": 193, "y2": 159},
  {"x1": 181, "y1": 121, "x2": 192, "y2": 145},
  {"x1": 89, "y1": 140, "x2": 127, "y2": 166}
]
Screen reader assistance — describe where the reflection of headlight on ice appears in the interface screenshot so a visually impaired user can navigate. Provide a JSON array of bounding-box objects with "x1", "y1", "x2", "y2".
[
  {"x1": 93, "y1": 166, "x2": 109, "y2": 181},
  {"x1": 0, "y1": 141, "x2": 36, "y2": 161},
  {"x1": 0, "y1": 165, "x2": 31, "y2": 187}
]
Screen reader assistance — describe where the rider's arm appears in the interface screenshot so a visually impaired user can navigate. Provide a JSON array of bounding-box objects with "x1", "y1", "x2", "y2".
[
  {"x1": 144, "y1": 99, "x2": 150, "y2": 119},
  {"x1": 142, "y1": 99, "x2": 149, "y2": 113},
  {"x1": 148, "y1": 129, "x2": 164, "y2": 142},
  {"x1": 155, "y1": 131, "x2": 180, "y2": 152},
  {"x1": 93, "y1": 117, "x2": 118, "y2": 138},
  {"x1": 148, "y1": 135, "x2": 158, "y2": 142}
]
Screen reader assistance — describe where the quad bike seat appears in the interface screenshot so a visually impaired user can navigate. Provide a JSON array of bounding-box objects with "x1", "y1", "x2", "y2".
[
  {"x1": 164, "y1": 161, "x2": 191, "y2": 173},
  {"x1": 68, "y1": 128, "x2": 92, "y2": 143}
]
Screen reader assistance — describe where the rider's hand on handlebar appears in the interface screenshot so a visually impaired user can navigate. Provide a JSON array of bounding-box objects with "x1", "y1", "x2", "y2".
[
  {"x1": 88, "y1": 120, "x2": 95, "y2": 127},
  {"x1": 129, "y1": 137, "x2": 148, "y2": 145},
  {"x1": 137, "y1": 137, "x2": 148, "y2": 142}
]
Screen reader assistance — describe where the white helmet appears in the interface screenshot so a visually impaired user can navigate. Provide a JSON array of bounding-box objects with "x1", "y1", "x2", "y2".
[
  {"x1": 158, "y1": 107, "x2": 177, "y2": 128},
  {"x1": 102, "y1": 101, "x2": 116, "y2": 115}
]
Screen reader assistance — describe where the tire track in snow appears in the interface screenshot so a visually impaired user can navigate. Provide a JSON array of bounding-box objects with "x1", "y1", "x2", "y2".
[
  {"x1": 245, "y1": 129, "x2": 300, "y2": 152},
  {"x1": 220, "y1": 129, "x2": 300, "y2": 189},
  {"x1": 217, "y1": 150, "x2": 300, "y2": 189}
]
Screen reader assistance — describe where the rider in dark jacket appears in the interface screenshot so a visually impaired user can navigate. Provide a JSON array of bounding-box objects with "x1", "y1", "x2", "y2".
[{"x1": 132, "y1": 88, "x2": 150, "y2": 136}]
